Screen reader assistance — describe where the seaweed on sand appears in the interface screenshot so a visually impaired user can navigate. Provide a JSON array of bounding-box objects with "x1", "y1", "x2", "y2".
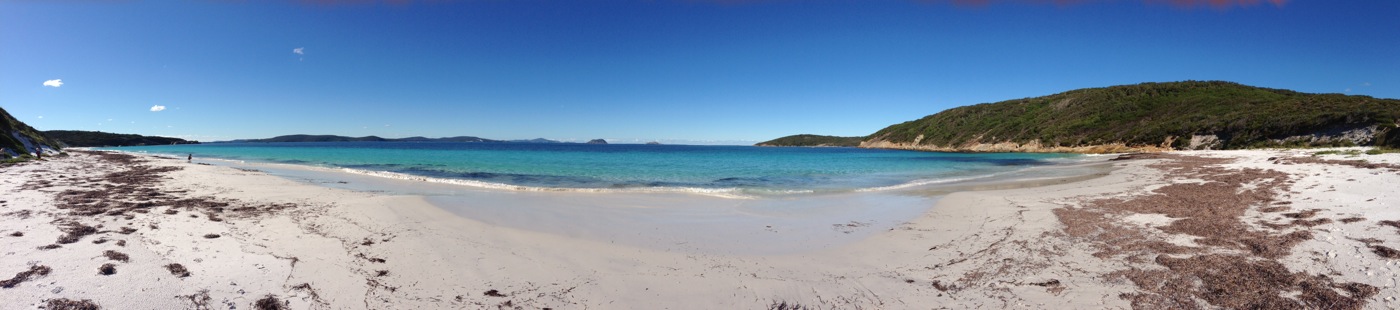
[
  {"x1": 254, "y1": 295, "x2": 285, "y2": 310},
  {"x1": 0, "y1": 265, "x2": 52, "y2": 288},
  {"x1": 165, "y1": 263, "x2": 191, "y2": 277},
  {"x1": 44, "y1": 298, "x2": 100, "y2": 310}
]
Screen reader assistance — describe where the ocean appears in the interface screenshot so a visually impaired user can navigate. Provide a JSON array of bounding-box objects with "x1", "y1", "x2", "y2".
[{"x1": 108, "y1": 142, "x2": 1079, "y2": 197}]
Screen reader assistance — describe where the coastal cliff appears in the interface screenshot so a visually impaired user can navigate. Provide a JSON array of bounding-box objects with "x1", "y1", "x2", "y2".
[
  {"x1": 780, "y1": 81, "x2": 1400, "y2": 153},
  {"x1": 1, "y1": 107, "x2": 61, "y2": 159}
]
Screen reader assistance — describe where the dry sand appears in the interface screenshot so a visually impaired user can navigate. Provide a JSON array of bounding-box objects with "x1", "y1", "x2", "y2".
[{"x1": 2, "y1": 149, "x2": 1398, "y2": 309}]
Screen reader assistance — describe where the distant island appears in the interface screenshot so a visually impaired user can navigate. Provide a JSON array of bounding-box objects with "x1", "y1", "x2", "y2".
[
  {"x1": 511, "y1": 138, "x2": 563, "y2": 143},
  {"x1": 756, "y1": 135, "x2": 864, "y2": 147},
  {"x1": 44, "y1": 130, "x2": 199, "y2": 147},
  {"x1": 225, "y1": 135, "x2": 493, "y2": 143},
  {"x1": 219, "y1": 135, "x2": 584, "y2": 144},
  {"x1": 761, "y1": 81, "x2": 1400, "y2": 153},
  {"x1": 586, "y1": 139, "x2": 608, "y2": 144}
]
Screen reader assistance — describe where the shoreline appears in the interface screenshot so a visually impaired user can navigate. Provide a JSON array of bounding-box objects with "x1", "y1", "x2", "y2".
[
  {"x1": 95, "y1": 145, "x2": 1090, "y2": 199},
  {"x1": 2, "y1": 149, "x2": 1398, "y2": 308}
]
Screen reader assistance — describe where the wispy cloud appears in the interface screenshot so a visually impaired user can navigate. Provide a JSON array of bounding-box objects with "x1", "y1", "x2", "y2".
[
  {"x1": 43, "y1": 79, "x2": 63, "y2": 87},
  {"x1": 150, "y1": 105, "x2": 167, "y2": 112},
  {"x1": 293, "y1": 47, "x2": 305, "y2": 55}
]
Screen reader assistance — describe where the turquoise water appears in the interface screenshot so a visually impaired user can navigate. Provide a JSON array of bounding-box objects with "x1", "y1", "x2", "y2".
[{"x1": 109, "y1": 142, "x2": 1077, "y2": 196}]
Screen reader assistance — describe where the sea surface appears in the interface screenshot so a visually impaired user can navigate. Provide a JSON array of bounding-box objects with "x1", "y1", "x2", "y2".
[{"x1": 108, "y1": 142, "x2": 1079, "y2": 197}]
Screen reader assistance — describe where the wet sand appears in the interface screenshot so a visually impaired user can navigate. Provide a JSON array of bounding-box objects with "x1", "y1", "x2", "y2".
[{"x1": 2, "y1": 149, "x2": 1398, "y2": 309}]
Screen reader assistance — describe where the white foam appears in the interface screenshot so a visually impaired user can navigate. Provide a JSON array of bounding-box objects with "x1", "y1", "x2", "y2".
[
  {"x1": 335, "y1": 167, "x2": 758, "y2": 199},
  {"x1": 107, "y1": 148, "x2": 1084, "y2": 199},
  {"x1": 854, "y1": 174, "x2": 999, "y2": 192}
]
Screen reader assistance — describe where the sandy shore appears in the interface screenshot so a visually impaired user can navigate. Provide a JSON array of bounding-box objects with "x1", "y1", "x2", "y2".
[{"x1": 2, "y1": 149, "x2": 1399, "y2": 309}]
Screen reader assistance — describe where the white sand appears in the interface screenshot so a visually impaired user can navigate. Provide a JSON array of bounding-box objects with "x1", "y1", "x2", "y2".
[{"x1": 2, "y1": 149, "x2": 1398, "y2": 309}]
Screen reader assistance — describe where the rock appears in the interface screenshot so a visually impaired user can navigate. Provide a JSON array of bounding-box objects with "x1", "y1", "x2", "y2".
[{"x1": 586, "y1": 139, "x2": 608, "y2": 144}]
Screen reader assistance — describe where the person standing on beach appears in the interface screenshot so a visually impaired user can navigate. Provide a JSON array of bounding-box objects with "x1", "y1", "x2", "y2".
[{"x1": 188, "y1": 154, "x2": 192, "y2": 162}]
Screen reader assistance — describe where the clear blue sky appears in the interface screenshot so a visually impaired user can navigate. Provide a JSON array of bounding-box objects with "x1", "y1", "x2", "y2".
[{"x1": 2, "y1": 1, "x2": 1397, "y2": 144}]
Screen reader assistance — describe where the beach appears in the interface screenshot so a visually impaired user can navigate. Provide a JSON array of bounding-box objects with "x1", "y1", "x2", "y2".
[{"x1": 3, "y1": 149, "x2": 1399, "y2": 309}]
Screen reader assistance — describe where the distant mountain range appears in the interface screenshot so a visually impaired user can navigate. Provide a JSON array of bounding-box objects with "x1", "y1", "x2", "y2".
[
  {"x1": 219, "y1": 135, "x2": 582, "y2": 144},
  {"x1": 761, "y1": 81, "x2": 1400, "y2": 153}
]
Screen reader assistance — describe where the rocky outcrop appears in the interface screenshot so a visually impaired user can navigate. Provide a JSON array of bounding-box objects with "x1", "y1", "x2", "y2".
[
  {"x1": 859, "y1": 134, "x2": 1173, "y2": 154},
  {"x1": 1185, "y1": 135, "x2": 1222, "y2": 150},
  {"x1": 586, "y1": 139, "x2": 608, "y2": 144},
  {"x1": 862, "y1": 125, "x2": 1393, "y2": 153},
  {"x1": 1267, "y1": 125, "x2": 1379, "y2": 147}
]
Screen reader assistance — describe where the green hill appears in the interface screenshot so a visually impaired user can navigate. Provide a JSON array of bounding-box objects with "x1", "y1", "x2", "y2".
[
  {"x1": 862, "y1": 81, "x2": 1400, "y2": 153},
  {"x1": 756, "y1": 134, "x2": 864, "y2": 147},
  {"x1": 1, "y1": 107, "x2": 62, "y2": 159},
  {"x1": 44, "y1": 130, "x2": 199, "y2": 147}
]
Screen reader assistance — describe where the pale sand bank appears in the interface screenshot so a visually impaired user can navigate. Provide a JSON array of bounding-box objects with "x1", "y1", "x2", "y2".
[{"x1": 1, "y1": 149, "x2": 1398, "y2": 309}]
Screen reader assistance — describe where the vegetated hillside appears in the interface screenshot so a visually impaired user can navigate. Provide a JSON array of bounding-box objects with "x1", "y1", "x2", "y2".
[
  {"x1": 756, "y1": 134, "x2": 865, "y2": 147},
  {"x1": 863, "y1": 81, "x2": 1400, "y2": 153},
  {"x1": 1, "y1": 107, "x2": 61, "y2": 159},
  {"x1": 44, "y1": 130, "x2": 199, "y2": 147}
]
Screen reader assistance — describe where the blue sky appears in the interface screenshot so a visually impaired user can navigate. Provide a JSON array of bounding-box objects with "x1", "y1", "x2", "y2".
[{"x1": 2, "y1": 1, "x2": 1396, "y2": 144}]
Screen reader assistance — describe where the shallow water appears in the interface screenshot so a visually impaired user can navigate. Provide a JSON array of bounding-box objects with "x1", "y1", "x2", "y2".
[
  {"x1": 112, "y1": 142, "x2": 1080, "y2": 197},
  {"x1": 171, "y1": 154, "x2": 1112, "y2": 254}
]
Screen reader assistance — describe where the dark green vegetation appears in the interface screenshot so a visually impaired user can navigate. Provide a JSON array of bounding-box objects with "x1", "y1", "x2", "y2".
[
  {"x1": 0, "y1": 107, "x2": 62, "y2": 159},
  {"x1": 863, "y1": 81, "x2": 1400, "y2": 150},
  {"x1": 44, "y1": 130, "x2": 199, "y2": 147},
  {"x1": 755, "y1": 134, "x2": 864, "y2": 147}
]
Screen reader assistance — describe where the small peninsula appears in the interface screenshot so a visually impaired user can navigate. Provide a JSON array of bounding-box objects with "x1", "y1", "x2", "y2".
[{"x1": 755, "y1": 135, "x2": 864, "y2": 147}]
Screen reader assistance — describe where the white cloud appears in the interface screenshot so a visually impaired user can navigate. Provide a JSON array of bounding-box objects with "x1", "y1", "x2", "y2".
[
  {"x1": 1344, "y1": 88, "x2": 1352, "y2": 93},
  {"x1": 1363, "y1": 82, "x2": 1372, "y2": 86},
  {"x1": 37, "y1": 116, "x2": 43, "y2": 119},
  {"x1": 150, "y1": 105, "x2": 167, "y2": 112},
  {"x1": 293, "y1": 47, "x2": 304, "y2": 55},
  {"x1": 43, "y1": 79, "x2": 63, "y2": 87}
]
